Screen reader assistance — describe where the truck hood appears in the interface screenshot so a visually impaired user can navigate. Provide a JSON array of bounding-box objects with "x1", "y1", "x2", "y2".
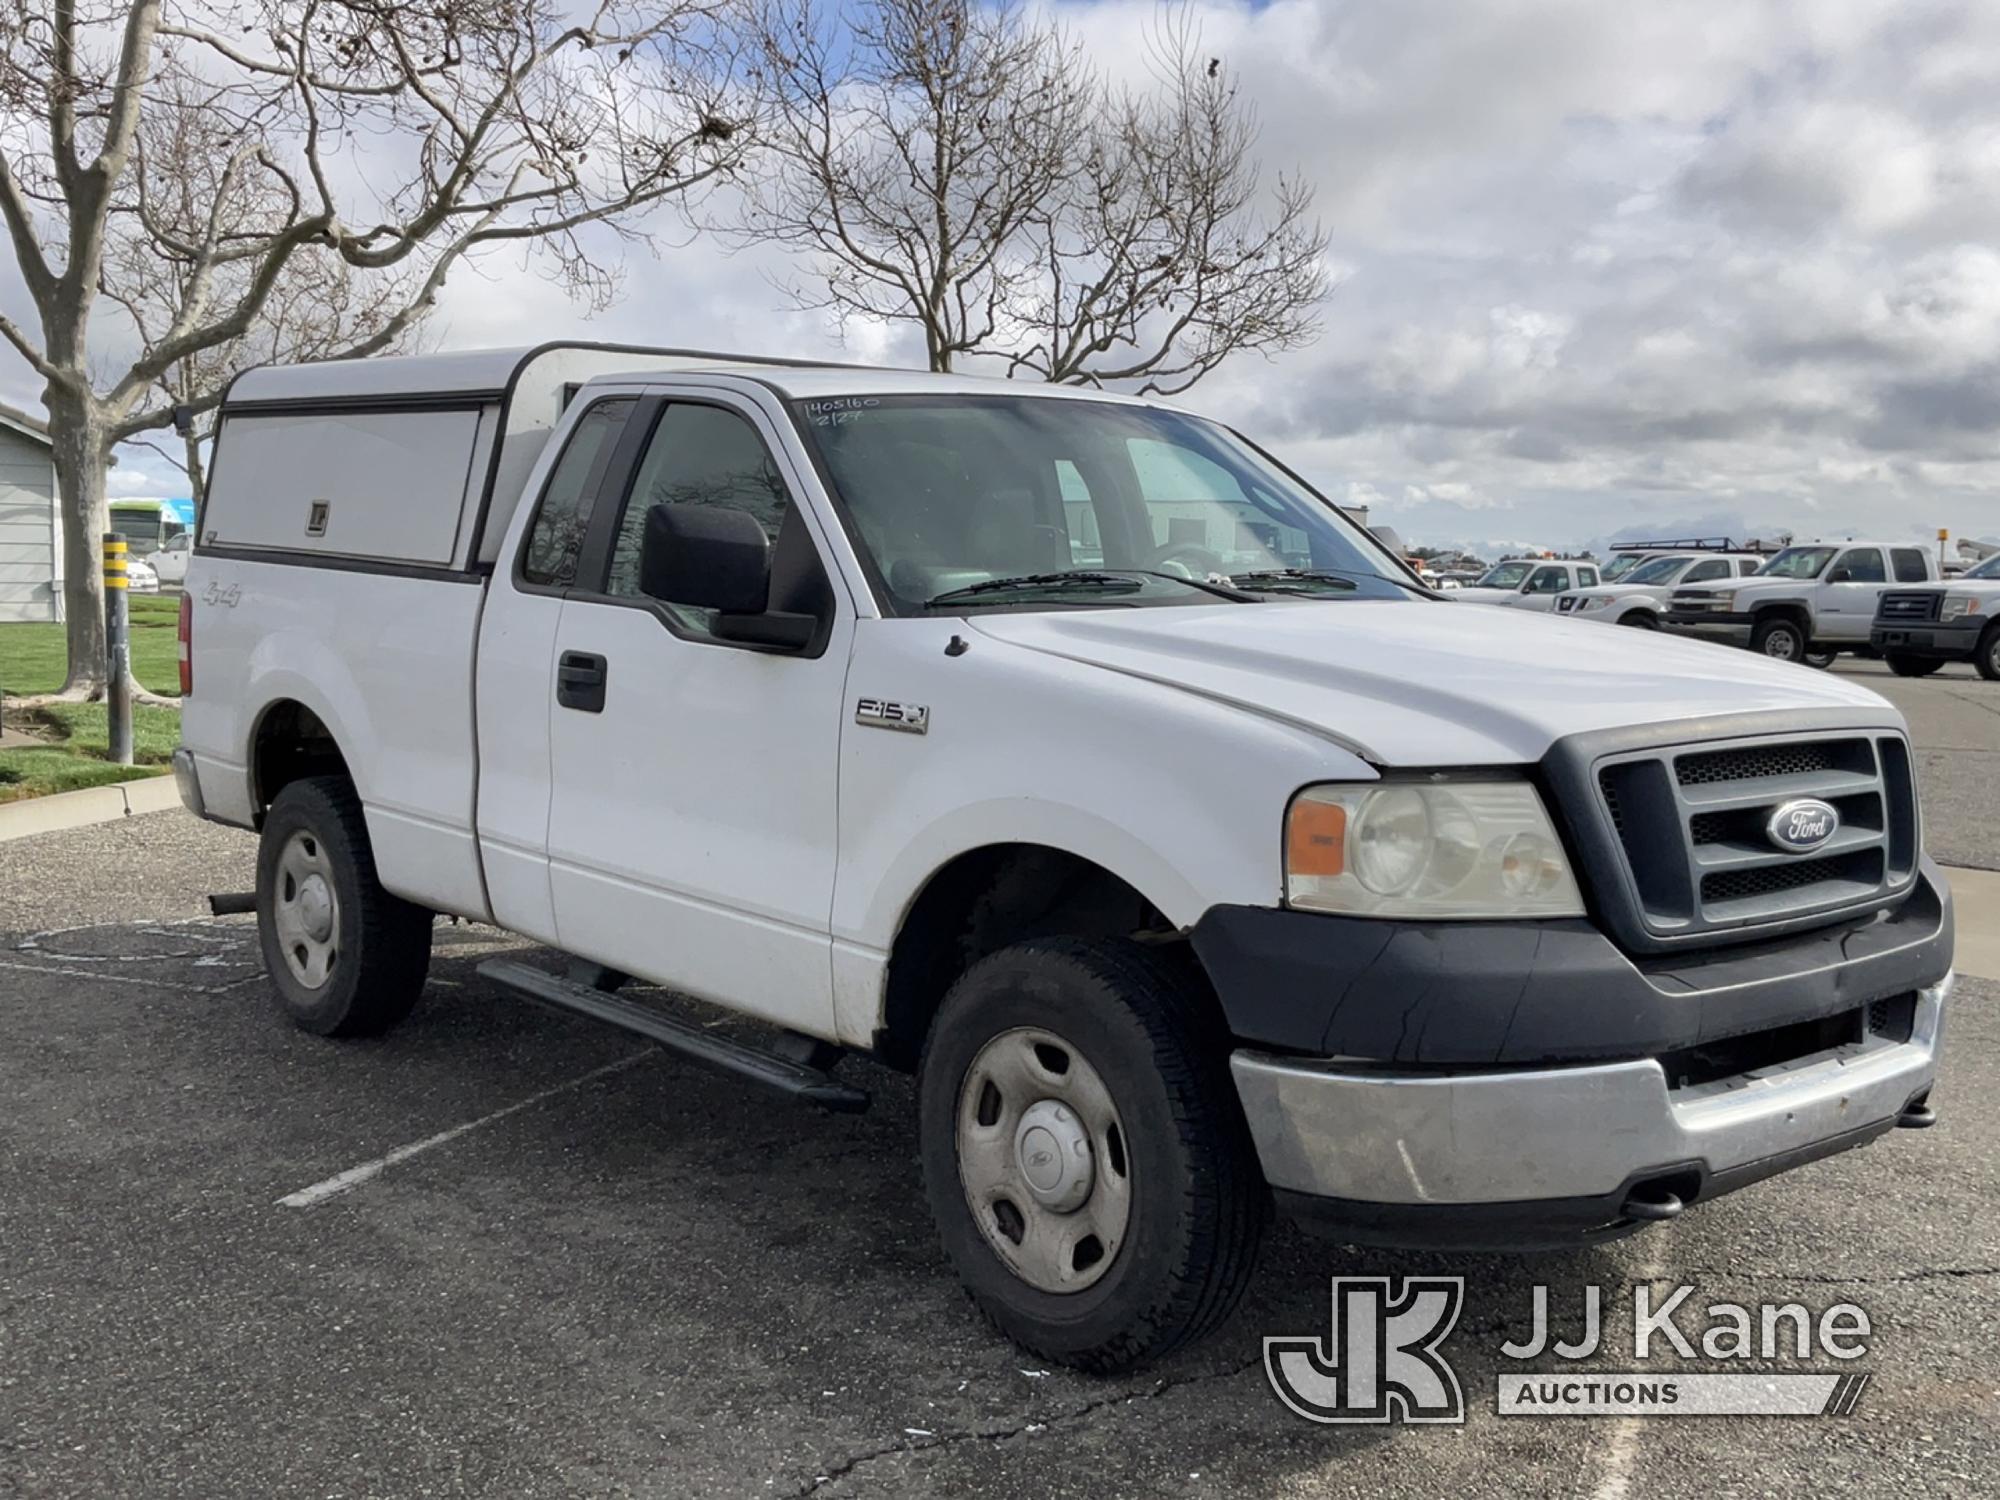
[{"x1": 967, "y1": 601, "x2": 1896, "y2": 765}]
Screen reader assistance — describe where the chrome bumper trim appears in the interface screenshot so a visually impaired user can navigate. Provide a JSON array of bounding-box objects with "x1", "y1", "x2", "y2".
[{"x1": 1231, "y1": 975, "x2": 1949, "y2": 1205}]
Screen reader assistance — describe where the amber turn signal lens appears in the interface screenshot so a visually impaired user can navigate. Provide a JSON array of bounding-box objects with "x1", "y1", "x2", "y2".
[{"x1": 1286, "y1": 797, "x2": 1347, "y2": 877}]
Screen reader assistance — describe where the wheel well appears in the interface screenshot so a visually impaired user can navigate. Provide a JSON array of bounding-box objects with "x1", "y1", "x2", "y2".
[
  {"x1": 251, "y1": 700, "x2": 350, "y2": 820},
  {"x1": 1752, "y1": 603, "x2": 1811, "y2": 632},
  {"x1": 876, "y1": 845, "x2": 1183, "y2": 1071}
]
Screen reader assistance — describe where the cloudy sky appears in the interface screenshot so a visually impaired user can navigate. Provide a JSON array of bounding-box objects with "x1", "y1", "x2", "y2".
[{"x1": 9, "y1": 0, "x2": 2000, "y2": 552}]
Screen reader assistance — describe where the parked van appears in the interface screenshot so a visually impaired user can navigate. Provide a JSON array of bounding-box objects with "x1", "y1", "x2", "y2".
[{"x1": 177, "y1": 345, "x2": 1955, "y2": 1372}]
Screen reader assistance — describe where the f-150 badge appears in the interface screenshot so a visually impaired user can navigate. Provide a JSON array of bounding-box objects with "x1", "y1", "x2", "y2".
[{"x1": 855, "y1": 698, "x2": 929, "y2": 734}]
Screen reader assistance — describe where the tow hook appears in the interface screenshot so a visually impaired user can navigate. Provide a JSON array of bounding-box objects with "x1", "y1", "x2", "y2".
[
  {"x1": 1896, "y1": 1099, "x2": 1938, "y2": 1129},
  {"x1": 1621, "y1": 1188, "x2": 1686, "y2": 1222}
]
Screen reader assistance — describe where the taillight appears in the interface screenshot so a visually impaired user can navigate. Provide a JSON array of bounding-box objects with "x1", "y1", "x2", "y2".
[{"x1": 177, "y1": 591, "x2": 192, "y2": 697}]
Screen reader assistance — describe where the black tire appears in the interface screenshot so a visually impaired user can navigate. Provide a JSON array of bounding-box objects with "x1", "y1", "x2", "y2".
[
  {"x1": 1750, "y1": 615, "x2": 1808, "y2": 662},
  {"x1": 1885, "y1": 654, "x2": 1944, "y2": 678},
  {"x1": 1978, "y1": 625, "x2": 2000, "y2": 682},
  {"x1": 918, "y1": 937, "x2": 1266, "y2": 1373},
  {"x1": 257, "y1": 776, "x2": 433, "y2": 1037},
  {"x1": 1616, "y1": 611, "x2": 1660, "y2": 629},
  {"x1": 1803, "y1": 651, "x2": 1837, "y2": 669}
]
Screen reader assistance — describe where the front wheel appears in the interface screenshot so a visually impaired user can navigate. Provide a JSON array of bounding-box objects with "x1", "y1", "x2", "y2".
[
  {"x1": 1978, "y1": 625, "x2": 2000, "y2": 682},
  {"x1": 1617, "y1": 611, "x2": 1660, "y2": 629},
  {"x1": 1803, "y1": 651, "x2": 1837, "y2": 670},
  {"x1": 1750, "y1": 616, "x2": 1808, "y2": 662},
  {"x1": 918, "y1": 938, "x2": 1266, "y2": 1373},
  {"x1": 257, "y1": 776, "x2": 433, "y2": 1037},
  {"x1": 1886, "y1": 654, "x2": 1944, "y2": 678}
]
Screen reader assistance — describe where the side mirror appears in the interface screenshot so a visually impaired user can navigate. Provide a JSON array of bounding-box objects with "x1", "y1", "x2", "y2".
[
  {"x1": 1827, "y1": 567, "x2": 1852, "y2": 583},
  {"x1": 638, "y1": 503, "x2": 818, "y2": 650},
  {"x1": 640, "y1": 503, "x2": 771, "y2": 613}
]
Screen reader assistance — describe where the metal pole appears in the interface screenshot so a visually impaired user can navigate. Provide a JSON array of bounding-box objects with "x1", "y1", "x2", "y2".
[{"x1": 103, "y1": 531, "x2": 133, "y2": 767}]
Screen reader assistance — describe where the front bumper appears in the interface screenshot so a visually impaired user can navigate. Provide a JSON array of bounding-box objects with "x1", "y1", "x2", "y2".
[
  {"x1": 1871, "y1": 618, "x2": 1984, "y2": 659},
  {"x1": 1232, "y1": 975, "x2": 1945, "y2": 1236},
  {"x1": 1194, "y1": 871, "x2": 1954, "y2": 1247}
]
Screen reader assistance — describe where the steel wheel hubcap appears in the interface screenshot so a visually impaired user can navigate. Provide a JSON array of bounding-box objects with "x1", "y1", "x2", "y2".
[
  {"x1": 1767, "y1": 632, "x2": 1798, "y2": 659},
  {"x1": 272, "y1": 831, "x2": 339, "y2": 990},
  {"x1": 956, "y1": 1027, "x2": 1131, "y2": 1294}
]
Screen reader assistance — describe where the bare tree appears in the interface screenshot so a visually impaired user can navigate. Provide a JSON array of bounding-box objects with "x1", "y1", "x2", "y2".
[
  {"x1": 739, "y1": 0, "x2": 1326, "y2": 391},
  {"x1": 741, "y1": 0, "x2": 1091, "y2": 372},
  {"x1": 0, "y1": 0, "x2": 752, "y2": 696},
  {"x1": 101, "y1": 82, "x2": 433, "y2": 499},
  {"x1": 1006, "y1": 18, "x2": 1329, "y2": 394}
]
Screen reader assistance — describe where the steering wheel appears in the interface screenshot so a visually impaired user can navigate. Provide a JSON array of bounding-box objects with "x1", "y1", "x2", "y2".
[{"x1": 1147, "y1": 543, "x2": 1227, "y2": 579}]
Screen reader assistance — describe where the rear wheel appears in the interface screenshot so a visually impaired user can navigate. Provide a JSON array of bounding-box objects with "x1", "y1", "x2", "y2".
[
  {"x1": 1750, "y1": 615, "x2": 1808, "y2": 663},
  {"x1": 1886, "y1": 654, "x2": 1944, "y2": 678},
  {"x1": 1979, "y1": 625, "x2": 2000, "y2": 682},
  {"x1": 257, "y1": 776, "x2": 433, "y2": 1037},
  {"x1": 1617, "y1": 612, "x2": 1660, "y2": 629},
  {"x1": 1803, "y1": 651, "x2": 1837, "y2": 669},
  {"x1": 918, "y1": 938, "x2": 1266, "y2": 1373}
]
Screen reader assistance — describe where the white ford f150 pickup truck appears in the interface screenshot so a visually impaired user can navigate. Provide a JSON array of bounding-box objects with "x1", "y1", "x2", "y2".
[
  {"x1": 176, "y1": 345, "x2": 1955, "y2": 1372},
  {"x1": 1871, "y1": 552, "x2": 2000, "y2": 679},
  {"x1": 1664, "y1": 540, "x2": 1941, "y2": 664}
]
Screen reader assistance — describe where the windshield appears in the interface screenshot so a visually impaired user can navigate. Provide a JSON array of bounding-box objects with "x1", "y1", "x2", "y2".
[
  {"x1": 1967, "y1": 554, "x2": 2000, "y2": 581},
  {"x1": 1759, "y1": 545, "x2": 1839, "y2": 580},
  {"x1": 791, "y1": 395, "x2": 1412, "y2": 612},
  {"x1": 1602, "y1": 553, "x2": 1654, "y2": 581},
  {"x1": 1475, "y1": 562, "x2": 1534, "y2": 589},
  {"x1": 1624, "y1": 555, "x2": 1689, "y2": 585}
]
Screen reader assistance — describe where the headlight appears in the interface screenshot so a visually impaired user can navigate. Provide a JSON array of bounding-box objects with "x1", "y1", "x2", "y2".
[
  {"x1": 1285, "y1": 781, "x2": 1585, "y2": 919},
  {"x1": 1942, "y1": 594, "x2": 1983, "y2": 621},
  {"x1": 1580, "y1": 595, "x2": 1613, "y2": 611}
]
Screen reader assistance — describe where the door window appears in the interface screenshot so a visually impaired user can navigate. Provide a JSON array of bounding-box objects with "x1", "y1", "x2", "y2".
[
  {"x1": 521, "y1": 397, "x2": 635, "y2": 588},
  {"x1": 1737, "y1": 558, "x2": 1763, "y2": 576},
  {"x1": 1832, "y1": 548, "x2": 1886, "y2": 584},
  {"x1": 601, "y1": 403, "x2": 798, "y2": 640},
  {"x1": 1684, "y1": 559, "x2": 1731, "y2": 583},
  {"x1": 1891, "y1": 548, "x2": 1929, "y2": 583},
  {"x1": 1576, "y1": 566, "x2": 1599, "y2": 588},
  {"x1": 1526, "y1": 566, "x2": 1569, "y2": 594}
]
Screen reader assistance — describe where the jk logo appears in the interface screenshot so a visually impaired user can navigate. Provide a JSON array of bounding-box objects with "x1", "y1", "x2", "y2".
[{"x1": 1265, "y1": 1277, "x2": 1466, "y2": 1424}]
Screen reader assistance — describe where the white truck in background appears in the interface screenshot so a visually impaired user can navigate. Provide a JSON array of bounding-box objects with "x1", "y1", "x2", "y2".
[
  {"x1": 175, "y1": 344, "x2": 1954, "y2": 1372},
  {"x1": 1451, "y1": 557, "x2": 1602, "y2": 609},
  {"x1": 1664, "y1": 540, "x2": 1941, "y2": 665},
  {"x1": 1555, "y1": 547, "x2": 1768, "y2": 629}
]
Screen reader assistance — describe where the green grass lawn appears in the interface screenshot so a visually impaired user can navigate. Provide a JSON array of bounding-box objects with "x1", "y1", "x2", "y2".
[
  {"x1": 0, "y1": 595, "x2": 183, "y2": 801},
  {"x1": 0, "y1": 701, "x2": 180, "y2": 803},
  {"x1": 0, "y1": 593, "x2": 183, "y2": 698}
]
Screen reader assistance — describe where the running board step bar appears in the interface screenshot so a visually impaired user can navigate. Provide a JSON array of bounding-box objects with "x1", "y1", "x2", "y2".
[{"x1": 477, "y1": 958, "x2": 869, "y2": 1114}]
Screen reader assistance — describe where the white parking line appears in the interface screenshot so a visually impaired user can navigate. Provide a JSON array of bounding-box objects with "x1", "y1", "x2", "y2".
[
  {"x1": 276, "y1": 1049, "x2": 654, "y2": 1209},
  {"x1": 1585, "y1": 1246, "x2": 1667, "y2": 1500}
]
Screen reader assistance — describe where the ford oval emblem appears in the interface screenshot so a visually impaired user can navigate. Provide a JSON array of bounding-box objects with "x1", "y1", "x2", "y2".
[{"x1": 1766, "y1": 798, "x2": 1840, "y2": 855}]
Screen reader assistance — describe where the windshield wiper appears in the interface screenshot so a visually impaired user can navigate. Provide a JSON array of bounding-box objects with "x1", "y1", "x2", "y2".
[
  {"x1": 1230, "y1": 567, "x2": 1435, "y2": 598},
  {"x1": 924, "y1": 569, "x2": 1254, "y2": 608}
]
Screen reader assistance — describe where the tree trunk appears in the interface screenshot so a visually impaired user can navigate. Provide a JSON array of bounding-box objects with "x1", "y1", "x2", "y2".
[{"x1": 46, "y1": 388, "x2": 113, "y2": 698}]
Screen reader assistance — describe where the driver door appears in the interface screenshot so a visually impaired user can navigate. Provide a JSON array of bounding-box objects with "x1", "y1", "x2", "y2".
[
  {"x1": 1518, "y1": 565, "x2": 1571, "y2": 611},
  {"x1": 542, "y1": 392, "x2": 855, "y2": 1035},
  {"x1": 1820, "y1": 546, "x2": 1887, "y2": 641}
]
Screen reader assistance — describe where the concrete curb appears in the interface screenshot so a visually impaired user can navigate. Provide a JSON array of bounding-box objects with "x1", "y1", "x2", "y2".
[{"x1": 0, "y1": 773, "x2": 180, "y2": 844}]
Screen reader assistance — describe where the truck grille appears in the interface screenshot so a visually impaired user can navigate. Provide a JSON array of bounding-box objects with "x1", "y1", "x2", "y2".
[
  {"x1": 1668, "y1": 588, "x2": 1728, "y2": 612},
  {"x1": 1591, "y1": 731, "x2": 1918, "y2": 941},
  {"x1": 1877, "y1": 591, "x2": 1941, "y2": 623}
]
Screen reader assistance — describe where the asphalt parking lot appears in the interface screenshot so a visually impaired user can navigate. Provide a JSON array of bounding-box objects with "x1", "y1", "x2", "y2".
[{"x1": 2, "y1": 662, "x2": 1996, "y2": 1498}]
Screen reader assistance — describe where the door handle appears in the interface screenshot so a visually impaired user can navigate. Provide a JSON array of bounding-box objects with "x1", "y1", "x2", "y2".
[{"x1": 557, "y1": 651, "x2": 607, "y2": 713}]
